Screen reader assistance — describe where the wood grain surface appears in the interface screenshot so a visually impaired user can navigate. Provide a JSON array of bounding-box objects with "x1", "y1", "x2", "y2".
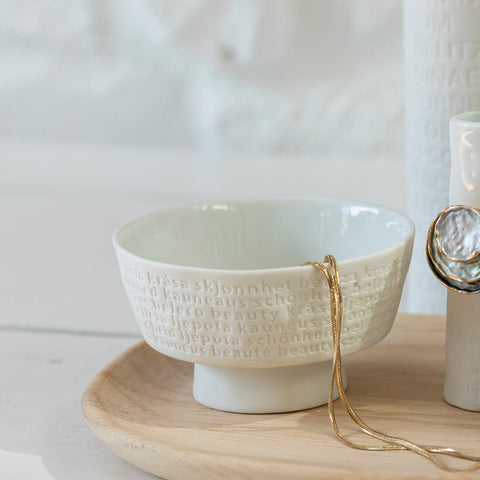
[{"x1": 82, "y1": 314, "x2": 480, "y2": 479}]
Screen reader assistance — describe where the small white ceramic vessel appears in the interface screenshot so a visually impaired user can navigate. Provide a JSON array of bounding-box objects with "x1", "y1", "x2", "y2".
[
  {"x1": 113, "y1": 198, "x2": 414, "y2": 413},
  {"x1": 446, "y1": 112, "x2": 480, "y2": 411}
]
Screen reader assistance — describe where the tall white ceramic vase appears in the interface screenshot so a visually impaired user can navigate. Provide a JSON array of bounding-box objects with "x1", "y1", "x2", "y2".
[
  {"x1": 445, "y1": 112, "x2": 480, "y2": 411},
  {"x1": 404, "y1": 0, "x2": 480, "y2": 314}
]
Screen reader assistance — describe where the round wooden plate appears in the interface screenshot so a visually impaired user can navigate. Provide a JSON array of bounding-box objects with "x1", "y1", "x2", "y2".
[{"x1": 82, "y1": 314, "x2": 480, "y2": 479}]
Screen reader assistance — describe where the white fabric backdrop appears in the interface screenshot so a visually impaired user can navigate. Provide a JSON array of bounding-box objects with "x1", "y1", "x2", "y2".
[{"x1": 1, "y1": 0, "x2": 403, "y2": 160}]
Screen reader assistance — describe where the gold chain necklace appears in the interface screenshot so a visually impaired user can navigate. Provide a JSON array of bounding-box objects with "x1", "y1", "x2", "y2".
[{"x1": 301, "y1": 256, "x2": 480, "y2": 472}]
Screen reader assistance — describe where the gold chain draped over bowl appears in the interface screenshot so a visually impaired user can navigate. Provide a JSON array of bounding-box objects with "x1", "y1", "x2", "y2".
[{"x1": 302, "y1": 255, "x2": 480, "y2": 473}]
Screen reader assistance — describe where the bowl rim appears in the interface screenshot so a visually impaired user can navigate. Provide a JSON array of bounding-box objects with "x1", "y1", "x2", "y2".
[{"x1": 112, "y1": 196, "x2": 415, "y2": 274}]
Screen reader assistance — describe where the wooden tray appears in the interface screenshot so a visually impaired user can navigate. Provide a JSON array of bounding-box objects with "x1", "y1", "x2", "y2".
[{"x1": 82, "y1": 314, "x2": 480, "y2": 479}]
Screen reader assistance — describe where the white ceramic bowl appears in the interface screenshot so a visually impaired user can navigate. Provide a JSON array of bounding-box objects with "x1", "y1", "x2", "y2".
[{"x1": 113, "y1": 198, "x2": 414, "y2": 413}]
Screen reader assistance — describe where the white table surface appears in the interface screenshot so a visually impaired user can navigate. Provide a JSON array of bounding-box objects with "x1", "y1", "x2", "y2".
[
  {"x1": 0, "y1": 141, "x2": 406, "y2": 479},
  {"x1": 0, "y1": 331, "x2": 156, "y2": 480}
]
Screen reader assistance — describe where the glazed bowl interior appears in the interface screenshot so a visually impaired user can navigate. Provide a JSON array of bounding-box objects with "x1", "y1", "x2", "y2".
[{"x1": 115, "y1": 198, "x2": 414, "y2": 270}]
